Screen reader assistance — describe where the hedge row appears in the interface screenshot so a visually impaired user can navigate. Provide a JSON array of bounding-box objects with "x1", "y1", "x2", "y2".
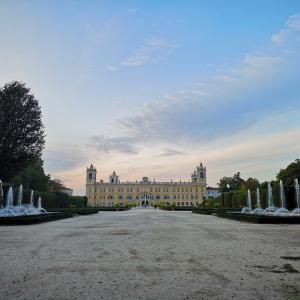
[
  {"x1": 0, "y1": 212, "x2": 74, "y2": 225},
  {"x1": 192, "y1": 208, "x2": 240, "y2": 215},
  {"x1": 0, "y1": 184, "x2": 87, "y2": 209},
  {"x1": 159, "y1": 206, "x2": 198, "y2": 211}
]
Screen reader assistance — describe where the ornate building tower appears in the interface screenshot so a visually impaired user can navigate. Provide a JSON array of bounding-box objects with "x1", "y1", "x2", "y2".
[
  {"x1": 109, "y1": 171, "x2": 119, "y2": 184},
  {"x1": 86, "y1": 164, "x2": 97, "y2": 184},
  {"x1": 191, "y1": 162, "x2": 206, "y2": 183}
]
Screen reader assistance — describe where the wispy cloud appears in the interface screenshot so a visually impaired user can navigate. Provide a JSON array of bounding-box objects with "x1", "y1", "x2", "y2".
[
  {"x1": 44, "y1": 149, "x2": 87, "y2": 173},
  {"x1": 155, "y1": 148, "x2": 186, "y2": 157},
  {"x1": 87, "y1": 135, "x2": 139, "y2": 154},
  {"x1": 271, "y1": 13, "x2": 300, "y2": 44},
  {"x1": 106, "y1": 65, "x2": 118, "y2": 71},
  {"x1": 121, "y1": 37, "x2": 178, "y2": 67},
  {"x1": 117, "y1": 51, "x2": 299, "y2": 144}
]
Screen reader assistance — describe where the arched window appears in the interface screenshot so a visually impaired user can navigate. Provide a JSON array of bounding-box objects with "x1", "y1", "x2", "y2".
[
  {"x1": 89, "y1": 173, "x2": 92, "y2": 179},
  {"x1": 200, "y1": 172, "x2": 204, "y2": 179}
]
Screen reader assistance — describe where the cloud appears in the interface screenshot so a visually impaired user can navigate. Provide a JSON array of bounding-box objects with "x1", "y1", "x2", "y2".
[
  {"x1": 155, "y1": 148, "x2": 186, "y2": 157},
  {"x1": 128, "y1": 8, "x2": 138, "y2": 14},
  {"x1": 107, "y1": 65, "x2": 118, "y2": 71},
  {"x1": 44, "y1": 149, "x2": 87, "y2": 173},
  {"x1": 117, "y1": 49, "x2": 300, "y2": 144},
  {"x1": 87, "y1": 135, "x2": 139, "y2": 154},
  {"x1": 271, "y1": 13, "x2": 300, "y2": 44},
  {"x1": 121, "y1": 37, "x2": 178, "y2": 67}
]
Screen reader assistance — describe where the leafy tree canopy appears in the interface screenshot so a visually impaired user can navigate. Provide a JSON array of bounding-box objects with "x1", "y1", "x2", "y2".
[
  {"x1": 218, "y1": 172, "x2": 245, "y2": 192},
  {"x1": 276, "y1": 159, "x2": 300, "y2": 186},
  {"x1": 12, "y1": 159, "x2": 50, "y2": 192},
  {"x1": 49, "y1": 178, "x2": 67, "y2": 193},
  {"x1": 0, "y1": 81, "x2": 45, "y2": 181},
  {"x1": 241, "y1": 177, "x2": 260, "y2": 191}
]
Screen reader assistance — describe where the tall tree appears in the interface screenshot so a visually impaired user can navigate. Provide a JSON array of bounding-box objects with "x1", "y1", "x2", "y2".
[
  {"x1": 218, "y1": 172, "x2": 245, "y2": 192},
  {"x1": 49, "y1": 178, "x2": 66, "y2": 193},
  {"x1": 277, "y1": 159, "x2": 300, "y2": 186},
  {"x1": 13, "y1": 159, "x2": 50, "y2": 192},
  {"x1": 0, "y1": 81, "x2": 45, "y2": 181},
  {"x1": 242, "y1": 177, "x2": 260, "y2": 191}
]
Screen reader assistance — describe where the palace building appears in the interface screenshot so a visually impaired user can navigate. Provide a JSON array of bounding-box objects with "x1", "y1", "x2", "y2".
[{"x1": 86, "y1": 163, "x2": 207, "y2": 207}]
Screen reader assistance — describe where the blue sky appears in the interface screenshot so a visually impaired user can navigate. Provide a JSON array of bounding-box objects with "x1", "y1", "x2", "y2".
[{"x1": 1, "y1": 1, "x2": 300, "y2": 194}]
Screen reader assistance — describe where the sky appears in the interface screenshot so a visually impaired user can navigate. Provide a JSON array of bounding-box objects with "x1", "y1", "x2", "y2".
[{"x1": 1, "y1": 1, "x2": 300, "y2": 195}]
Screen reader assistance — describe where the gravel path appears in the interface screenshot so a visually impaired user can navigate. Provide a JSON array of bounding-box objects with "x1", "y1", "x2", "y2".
[{"x1": 0, "y1": 208, "x2": 299, "y2": 299}]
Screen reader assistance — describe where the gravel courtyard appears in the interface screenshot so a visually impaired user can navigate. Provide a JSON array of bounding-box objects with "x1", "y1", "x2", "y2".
[{"x1": 0, "y1": 208, "x2": 299, "y2": 300}]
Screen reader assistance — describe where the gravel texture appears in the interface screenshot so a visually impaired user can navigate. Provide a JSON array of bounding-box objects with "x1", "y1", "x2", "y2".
[{"x1": 0, "y1": 207, "x2": 299, "y2": 299}]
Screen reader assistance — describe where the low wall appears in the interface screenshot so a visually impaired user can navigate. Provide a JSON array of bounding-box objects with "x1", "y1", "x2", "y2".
[
  {"x1": 192, "y1": 208, "x2": 241, "y2": 215},
  {"x1": 0, "y1": 212, "x2": 74, "y2": 226},
  {"x1": 216, "y1": 212, "x2": 300, "y2": 224}
]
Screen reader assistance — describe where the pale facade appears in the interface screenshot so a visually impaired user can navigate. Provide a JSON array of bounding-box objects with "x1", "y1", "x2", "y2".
[
  {"x1": 86, "y1": 163, "x2": 207, "y2": 207},
  {"x1": 207, "y1": 187, "x2": 221, "y2": 198}
]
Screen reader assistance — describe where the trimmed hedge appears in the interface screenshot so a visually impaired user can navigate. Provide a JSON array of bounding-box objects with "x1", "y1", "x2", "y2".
[
  {"x1": 192, "y1": 208, "x2": 241, "y2": 215},
  {"x1": 97, "y1": 207, "x2": 131, "y2": 211},
  {"x1": 0, "y1": 212, "x2": 73, "y2": 225},
  {"x1": 159, "y1": 206, "x2": 198, "y2": 211},
  {"x1": 47, "y1": 208, "x2": 99, "y2": 215}
]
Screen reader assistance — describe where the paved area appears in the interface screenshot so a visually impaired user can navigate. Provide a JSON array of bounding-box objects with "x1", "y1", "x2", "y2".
[{"x1": 0, "y1": 208, "x2": 299, "y2": 300}]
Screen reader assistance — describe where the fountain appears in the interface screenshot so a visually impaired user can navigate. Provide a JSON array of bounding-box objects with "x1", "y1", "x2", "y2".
[
  {"x1": 292, "y1": 178, "x2": 300, "y2": 215},
  {"x1": 0, "y1": 180, "x2": 3, "y2": 207},
  {"x1": 13, "y1": 184, "x2": 27, "y2": 214},
  {"x1": 217, "y1": 180, "x2": 300, "y2": 223},
  {"x1": 241, "y1": 189, "x2": 252, "y2": 213},
  {"x1": 37, "y1": 196, "x2": 47, "y2": 213},
  {"x1": 274, "y1": 180, "x2": 290, "y2": 215},
  {"x1": 262, "y1": 183, "x2": 277, "y2": 215},
  {"x1": 0, "y1": 187, "x2": 17, "y2": 216},
  {"x1": 0, "y1": 185, "x2": 47, "y2": 217},
  {"x1": 251, "y1": 188, "x2": 264, "y2": 214},
  {"x1": 30, "y1": 190, "x2": 34, "y2": 207}
]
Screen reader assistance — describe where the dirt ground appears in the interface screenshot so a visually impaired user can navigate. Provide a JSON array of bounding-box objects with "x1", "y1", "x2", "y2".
[{"x1": 0, "y1": 208, "x2": 299, "y2": 299}]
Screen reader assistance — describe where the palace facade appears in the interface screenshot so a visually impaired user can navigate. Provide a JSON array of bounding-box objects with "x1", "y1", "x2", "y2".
[{"x1": 86, "y1": 163, "x2": 207, "y2": 207}]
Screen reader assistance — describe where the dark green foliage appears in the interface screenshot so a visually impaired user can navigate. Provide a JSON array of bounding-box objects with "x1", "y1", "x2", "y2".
[
  {"x1": 192, "y1": 208, "x2": 240, "y2": 215},
  {"x1": 159, "y1": 206, "x2": 197, "y2": 211},
  {"x1": 47, "y1": 208, "x2": 99, "y2": 215},
  {"x1": 49, "y1": 178, "x2": 66, "y2": 192},
  {"x1": 0, "y1": 82, "x2": 45, "y2": 181},
  {"x1": 201, "y1": 197, "x2": 221, "y2": 208},
  {"x1": 218, "y1": 172, "x2": 245, "y2": 192},
  {"x1": 97, "y1": 207, "x2": 131, "y2": 211},
  {"x1": 12, "y1": 159, "x2": 50, "y2": 192},
  {"x1": 277, "y1": 159, "x2": 300, "y2": 186},
  {"x1": 0, "y1": 213, "x2": 73, "y2": 226},
  {"x1": 241, "y1": 177, "x2": 260, "y2": 191}
]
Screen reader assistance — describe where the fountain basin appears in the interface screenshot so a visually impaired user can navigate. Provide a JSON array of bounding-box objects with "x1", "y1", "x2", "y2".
[
  {"x1": 250, "y1": 208, "x2": 264, "y2": 215},
  {"x1": 216, "y1": 211, "x2": 300, "y2": 224},
  {"x1": 0, "y1": 212, "x2": 73, "y2": 225}
]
